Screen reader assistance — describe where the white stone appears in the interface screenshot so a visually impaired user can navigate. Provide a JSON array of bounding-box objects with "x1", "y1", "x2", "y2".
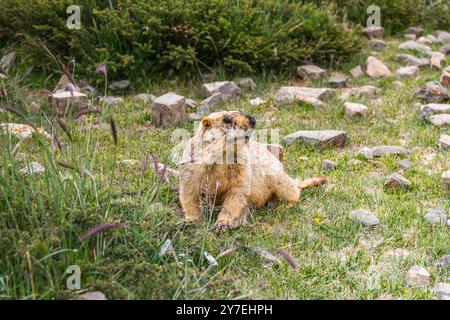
[
  {"x1": 0, "y1": 123, "x2": 51, "y2": 140},
  {"x1": 370, "y1": 146, "x2": 409, "y2": 158},
  {"x1": 249, "y1": 97, "x2": 266, "y2": 106},
  {"x1": 434, "y1": 283, "x2": 450, "y2": 300},
  {"x1": 406, "y1": 266, "x2": 430, "y2": 287},
  {"x1": 439, "y1": 134, "x2": 450, "y2": 150},
  {"x1": 51, "y1": 90, "x2": 87, "y2": 114},
  {"x1": 340, "y1": 86, "x2": 378, "y2": 101},
  {"x1": 431, "y1": 51, "x2": 445, "y2": 69},
  {"x1": 19, "y1": 162, "x2": 45, "y2": 175},
  {"x1": 135, "y1": 93, "x2": 156, "y2": 103},
  {"x1": 429, "y1": 114, "x2": 450, "y2": 127},
  {"x1": 202, "y1": 81, "x2": 240, "y2": 97},
  {"x1": 366, "y1": 56, "x2": 391, "y2": 78},
  {"x1": 283, "y1": 130, "x2": 346, "y2": 147},
  {"x1": 297, "y1": 64, "x2": 326, "y2": 79},
  {"x1": 274, "y1": 86, "x2": 334, "y2": 105},
  {"x1": 396, "y1": 54, "x2": 430, "y2": 67},
  {"x1": 344, "y1": 102, "x2": 368, "y2": 117},
  {"x1": 395, "y1": 66, "x2": 419, "y2": 78},
  {"x1": 419, "y1": 103, "x2": 450, "y2": 119},
  {"x1": 236, "y1": 77, "x2": 256, "y2": 90},
  {"x1": 442, "y1": 170, "x2": 450, "y2": 188},
  {"x1": 79, "y1": 291, "x2": 107, "y2": 300},
  {"x1": 424, "y1": 208, "x2": 447, "y2": 225},
  {"x1": 152, "y1": 92, "x2": 186, "y2": 127},
  {"x1": 349, "y1": 209, "x2": 379, "y2": 226},
  {"x1": 350, "y1": 66, "x2": 364, "y2": 78},
  {"x1": 437, "y1": 31, "x2": 450, "y2": 44},
  {"x1": 399, "y1": 40, "x2": 432, "y2": 54},
  {"x1": 98, "y1": 96, "x2": 124, "y2": 105}
]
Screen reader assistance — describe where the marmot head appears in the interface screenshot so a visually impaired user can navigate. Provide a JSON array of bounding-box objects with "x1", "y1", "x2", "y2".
[{"x1": 199, "y1": 111, "x2": 256, "y2": 144}]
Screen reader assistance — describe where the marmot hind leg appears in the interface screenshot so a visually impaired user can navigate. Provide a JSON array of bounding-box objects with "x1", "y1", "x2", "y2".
[{"x1": 272, "y1": 173, "x2": 300, "y2": 206}]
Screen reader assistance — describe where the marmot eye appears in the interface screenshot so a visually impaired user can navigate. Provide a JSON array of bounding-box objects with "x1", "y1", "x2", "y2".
[{"x1": 223, "y1": 116, "x2": 233, "y2": 125}]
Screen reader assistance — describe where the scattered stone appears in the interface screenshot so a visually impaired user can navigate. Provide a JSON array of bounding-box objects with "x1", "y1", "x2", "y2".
[
  {"x1": 397, "y1": 159, "x2": 412, "y2": 170},
  {"x1": 362, "y1": 26, "x2": 384, "y2": 39},
  {"x1": 340, "y1": 85, "x2": 378, "y2": 101},
  {"x1": 79, "y1": 291, "x2": 107, "y2": 300},
  {"x1": 370, "y1": 146, "x2": 409, "y2": 158},
  {"x1": 19, "y1": 162, "x2": 45, "y2": 175},
  {"x1": 0, "y1": 51, "x2": 16, "y2": 72},
  {"x1": 396, "y1": 54, "x2": 430, "y2": 67},
  {"x1": 109, "y1": 80, "x2": 133, "y2": 92},
  {"x1": 398, "y1": 40, "x2": 431, "y2": 54},
  {"x1": 419, "y1": 103, "x2": 450, "y2": 119},
  {"x1": 436, "y1": 255, "x2": 450, "y2": 268},
  {"x1": 416, "y1": 36, "x2": 433, "y2": 45},
  {"x1": 53, "y1": 74, "x2": 78, "y2": 93},
  {"x1": 406, "y1": 266, "x2": 430, "y2": 287},
  {"x1": 416, "y1": 81, "x2": 449, "y2": 103},
  {"x1": 135, "y1": 93, "x2": 156, "y2": 103},
  {"x1": 424, "y1": 208, "x2": 447, "y2": 225},
  {"x1": 441, "y1": 43, "x2": 450, "y2": 55},
  {"x1": 395, "y1": 66, "x2": 419, "y2": 78},
  {"x1": 441, "y1": 170, "x2": 450, "y2": 188},
  {"x1": 369, "y1": 39, "x2": 386, "y2": 51},
  {"x1": 385, "y1": 173, "x2": 411, "y2": 189},
  {"x1": 50, "y1": 91, "x2": 87, "y2": 115},
  {"x1": 431, "y1": 51, "x2": 445, "y2": 69},
  {"x1": 429, "y1": 114, "x2": 450, "y2": 127},
  {"x1": 350, "y1": 65, "x2": 364, "y2": 78},
  {"x1": 185, "y1": 98, "x2": 198, "y2": 109},
  {"x1": 437, "y1": 31, "x2": 450, "y2": 44},
  {"x1": 283, "y1": 130, "x2": 346, "y2": 147},
  {"x1": 152, "y1": 92, "x2": 186, "y2": 127},
  {"x1": 344, "y1": 102, "x2": 368, "y2": 117},
  {"x1": 249, "y1": 97, "x2": 266, "y2": 106},
  {"x1": 357, "y1": 147, "x2": 374, "y2": 159},
  {"x1": 297, "y1": 64, "x2": 326, "y2": 79},
  {"x1": 201, "y1": 92, "x2": 227, "y2": 108},
  {"x1": 425, "y1": 34, "x2": 438, "y2": 43},
  {"x1": 434, "y1": 283, "x2": 450, "y2": 300},
  {"x1": 366, "y1": 56, "x2": 391, "y2": 78},
  {"x1": 439, "y1": 134, "x2": 450, "y2": 150},
  {"x1": 236, "y1": 77, "x2": 256, "y2": 90},
  {"x1": 274, "y1": 86, "x2": 335, "y2": 105},
  {"x1": 202, "y1": 81, "x2": 240, "y2": 98},
  {"x1": 0, "y1": 123, "x2": 51, "y2": 140},
  {"x1": 98, "y1": 96, "x2": 124, "y2": 106},
  {"x1": 405, "y1": 27, "x2": 424, "y2": 37},
  {"x1": 404, "y1": 34, "x2": 417, "y2": 41},
  {"x1": 328, "y1": 74, "x2": 348, "y2": 88},
  {"x1": 322, "y1": 160, "x2": 337, "y2": 171},
  {"x1": 440, "y1": 70, "x2": 450, "y2": 87},
  {"x1": 349, "y1": 209, "x2": 379, "y2": 226}
]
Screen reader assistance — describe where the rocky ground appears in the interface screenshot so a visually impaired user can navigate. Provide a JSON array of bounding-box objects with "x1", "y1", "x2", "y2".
[{"x1": 0, "y1": 27, "x2": 449, "y2": 300}]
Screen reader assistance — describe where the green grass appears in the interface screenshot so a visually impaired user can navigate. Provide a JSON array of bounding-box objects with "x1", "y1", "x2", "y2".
[{"x1": 0, "y1": 37, "x2": 449, "y2": 300}]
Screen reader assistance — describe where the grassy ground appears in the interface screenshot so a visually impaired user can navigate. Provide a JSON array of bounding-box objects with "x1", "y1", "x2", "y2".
[{"x1": 0, "y1": 37, "x2": 449, "y2": 300}]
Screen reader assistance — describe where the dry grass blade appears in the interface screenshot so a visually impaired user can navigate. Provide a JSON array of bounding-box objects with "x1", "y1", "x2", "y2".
[
  {"x1": 39, "y1": 43, "x2": 78, "y2": 87},
  {"x1": 140, "y1": 158, "x2": 148, "y2": 177},
  {"x1": 109, "y1": 115, "x2": 118, "y2": 145},
  {"x1": 71, "y1": 108, "x2": 102, "y2": 120},
  {"x1": 57, "y1": 119, "x2": 72, "y2": 141},
  {"x1": 55, "y1": 160, "x2": 76, "y2": 170},
  {"x1": 80, "y1": 220, "x2": 125, "y2": 241},
  {"x1": 0, "y1": 104, "x2": 37, "y2": 129}
]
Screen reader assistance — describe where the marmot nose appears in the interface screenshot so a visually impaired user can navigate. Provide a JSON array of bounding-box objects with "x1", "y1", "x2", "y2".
[{"x1": 245, "y1": 115, "x2": 256, "y2": 129}]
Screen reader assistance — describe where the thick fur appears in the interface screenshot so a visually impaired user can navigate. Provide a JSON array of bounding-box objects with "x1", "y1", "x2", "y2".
[{"x1": 178, "y1": 110, "x2": 325, "y2": 231}]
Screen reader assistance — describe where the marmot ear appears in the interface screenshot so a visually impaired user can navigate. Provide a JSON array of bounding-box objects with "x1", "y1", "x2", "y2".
[{"x1": 202, "y1": 117, "x2": 212, "y2": 129}]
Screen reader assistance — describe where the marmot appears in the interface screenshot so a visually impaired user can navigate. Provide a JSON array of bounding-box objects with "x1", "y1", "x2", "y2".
[{"x1": 179, "y1": 110, "x2": 327, "y2": 231}]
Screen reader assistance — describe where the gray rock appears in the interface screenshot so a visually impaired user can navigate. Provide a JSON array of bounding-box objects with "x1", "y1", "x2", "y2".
[
  {"x1": 441, "y1": 170, "x2": 450, "y2": 188},
  {"x1": 406, "y1": 266, "x2": 430, "y2": 287},
  {"x1": 340, "y1": 85, "x2": 378, "y2": 101},
  {"x1": 416, "y1": 81, "x2": 449, "y2": 103},
  {"x1": 425, "y1": 208, "x2": 447, "y2": 225},
  {"x1": 405, "y1": 27, "x2": 424, "y2": 37},
  {"x1": 439, "y1": 134, "x2": 450, "y2": 151},
  {"x1": 297, "y1": 64, "x2": 326, "y2": 79},
  {"x1": 249, "y1": 97, "x2": 266, "y2": 106},
  {"x1": 440, "y1": 70, "x2": 450, "y2": 87},
  {"x1": 344, "y1": 102, "x2": 368, "y2": 117},
  {"x1": 366, "y1": 56, "x2": 391, "y2": 78},
  {"x1": 385, "y1": 173, "x2": 411, "y2": 189},
  {"x1": 350, "y1": 65, "x2": 364, "y2": 78},
  {"x1": 437, "y1": 31, "x2": 450, "y2": 44},
  {"x1": 369, "y1": 39, "x2": 386, "y2": 51},
  {"x1": 397, "y1": 159, "x2": 412, "y2": 169},
  {"x1": 152, "y1": 92, "x2": 186, "y2": 127},
  {"x1": 358, "y1": 147, "x2": 374, "y2": 159},
  {"x1": 185, "y1": 98, "x2": 198, "y2": 109},
  {"x1": 283, "y1": 130, "x2": 346, "y2": 147},
  {"x1": 431, "y1": 51, "x2": 445, "y2": 69},
  {"x1": 362, "y1": 26, "x2": 384, "y2": 39},
  {"x1": 202, "y1": 81, "x2": 240, "y2": 98},
  {"x1": 349, "y1": 209, "x2": 379, "y2": 226},
  {"x1": 328, "y1": 74, "x2": 348, "y2": 88},
  {"x1": 98, "y1": 96, "x2": 124, "y2": 106},
  {"x1": 370, "y1": 146, "x2": 409, "y2": 158},
  {"x1": 419, "y1": 103, "x2": 450, "y2": 119},
  {"x1": 441, "y1": 43, "x2": 450, "y2": 55},
  {"x1": 404, "y1": 34, "x2": 417, "y2": 41},
  {"x1": 435, "y1": 255, "x2": 450, "y2": 268},
  {"x1": 416, "y1": 36, "x2": 433, "y2": 45},
  {"x1": 109, "y1": 80, "x2": 133, "y2": 92},
  {"x1": 135, "y1": 93, "x2": 156, "y2": 103},
  {"x1": 322, "y1": 160, "x2": 337, "y2": 171},
  {"x1": 425, "y1": 34, "x2": 438, "y2": 43},
  {"x1": 396, "y1": 54, "x2": 430, "y2": 67},
  {"x1": 399, "y1": 40, "x2": 432, "y2": 54},
  {"x1": 429, "y1": 114, "x2": 450, "y2": 127},
  {"x1": 19, "y1": 162, "x2": 45, "y2": 175},
  {"x1": 395, "y1": 66, "x2": 419, "y2": 78},
  {"x1": 51, "y1": 91, "x2": 88, "y2": 115},
  {"x1": 434, "y1": 283, "x2": 450, "y2": 300},
  {"x1": 201, "y1": 92, "x2": 227, "y2": 108},
  {"x1": 79, "y1": 291, "x2": 107, "y2": 300},
  {"x1": 275, "y1": 86, "x2": 334, "y2": 105},
  {"x1": 236, "y1": 77, "x2": 256, "y2": 90},
  {"x1": 0, "y1": 51, "x2": 16, "y2": 72}
]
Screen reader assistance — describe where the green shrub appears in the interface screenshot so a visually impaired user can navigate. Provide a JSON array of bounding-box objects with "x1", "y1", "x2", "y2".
[{"x1": 0, "y1": 0, "x2": 363, "y2": 81}]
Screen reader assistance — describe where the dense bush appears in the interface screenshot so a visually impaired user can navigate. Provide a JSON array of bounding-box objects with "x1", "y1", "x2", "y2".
[{"x1": 0, "y1": 0, "x2": 363, "y2": 81}]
